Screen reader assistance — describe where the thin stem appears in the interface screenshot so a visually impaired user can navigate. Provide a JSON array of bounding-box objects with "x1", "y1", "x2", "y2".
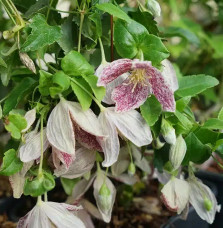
[
  {"x1": 46, "y1": 0, "x2": 54, "y2": 22},
  {"x1": 126, "y1": 141, "x2": 133, "y2": 163},
  {"x1": 37, "y1": 196, "x2": 42, "y2": 205},
  {"x1": 77, "y1": 3, "x2": 85, "y2": 53},
  {"x1": 38, "y1": 115, "x2": 44, "y2": 177},
  {"x1": 44, "y1": 192, "x2": 48, "y2": 202},
  {"x1": 110, "y1": 15, "x2": 114, "y2": 62},
  {"x1": 98, "y1": 38, "x2": 107, "y2": 64},
  {"x1": 1, "y1": 1, "x2": 16, "y2": 25},
  {"x1": 211, "y1": 154, "x2": 223, "y2": 169},
  {"x1": 7, "y1": 0, "x2": 24, "y2": 26},
  {"x1": 69, "y1": 77, "x2": 106, "y2": 111},
  {"x1": 49, "y1": 7, "x2": 79, "y2": 14}
]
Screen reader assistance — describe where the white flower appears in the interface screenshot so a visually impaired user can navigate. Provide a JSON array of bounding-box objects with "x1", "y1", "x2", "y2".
[
  {"x1": 188, "y1": 177, "x2": 221, "y2": 224},
  {"x1": 146, "y1": 0, "x2": 161, "y2": 17},
  {"x1": 17, "y1": 201, "x2": 85, "y2": 228},
  {"x1": 161, "y1": 118, "x2": 176, "y2": 145},
  {"x1": 21, "y1": 108, "x2": 36, "y2": 133},
  {"x1": 169, "y1": 135, "x2": 187, "y2": 170},
  {"x1": 161, "y1": 177, "x2": 189, "y2": 214}
]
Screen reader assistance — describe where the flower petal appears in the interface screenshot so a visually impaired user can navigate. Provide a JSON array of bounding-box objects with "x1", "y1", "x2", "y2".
[
  {"x1": 19, "y1": 129, "x2": 49, "y2": 162},
  {"x1": 161, "y1": 178, "x2": 189, "y2": 214},
  {"x1": 161, "y1": 59, "x2": 179, "y2": 92},
  {"x1": 133, "y1": 60, "x2": 176, "y2": 112},
  {"x1": 22, "y1": 108, "x2": 36, "y2": 133},
  {"x1": 97, "y1": 59, "x2": 132, "y2": 86},
  {"x1": 93, "y1": 173, "x2": 116, "y2": 223},
  {"x1": 188, "y1": 178, "x2": 221, "y2": 224},
  {"x1": 42, "y1": 202, "x2": 85, "y2": 228},
  {"x1": 54, "y1": 147, "x2": 96, "y2": 178},
  {"x1": 106, "y1": 108, "x2": 152, "y2": 147},
  {"x1": 68, "y1": 101, "x2": 104, "y2": 151},
  {"x1": 111, "y1": 78, "x2": 150, "y2": 112},
  {"x1": 9, "y1": 161, "x2": 33, "y2": 198},
  {"x1": 46, "y1": 100, "x2": 75, "y2": 155},
  {"x1": 98, "y1": 111, "x2": 120, "y2": 167}
]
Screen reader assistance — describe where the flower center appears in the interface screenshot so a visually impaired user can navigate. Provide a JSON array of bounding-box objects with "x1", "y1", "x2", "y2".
[{"x1": 127, "y1": 69, "x2": 148, "y2": 92}]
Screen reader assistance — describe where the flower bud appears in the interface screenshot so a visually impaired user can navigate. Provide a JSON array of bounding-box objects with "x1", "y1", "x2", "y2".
[
  {"x1": 98, "y1": 183, "x2": 112, "y2": 212},
  {"x1": 169, "y1": 135, "x2": 187, "y2": 170},
  {"x1": 161, "y1": 119, "x2": 176, "y2": 145},
  {"x1": 204, "y1": 197, "x2": 213, "y2": 211},
  {"x1": 146, "y1": 0, "x2": 161, "y2": 17},
  {"x1": 128, "y1": 162, "x2": 136, "y2": 176}
]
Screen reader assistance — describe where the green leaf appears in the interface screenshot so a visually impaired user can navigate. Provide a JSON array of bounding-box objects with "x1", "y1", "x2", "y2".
[
  {"x1": 61, "y1": 51, "x2": 94, "y2": 76},
  {"x1": 176, "y1": 75, "x2": 219, "y2": 97},
  {"x1": 195, "y1": 128, "x2": 219, "y2": 145},
  {"x1": 0, "y1": 56, "x2": 7, "y2": 68},
  {"x1": 21, "y1": 14, "x2": 62, "y2": 52},
  {"x1": 5, "y1": 114, "x2": 27, "y2": 139},
  {"x1": 176, "y1": 96, "x2": 191, "y2": 112},
  {"x1": 70, "y1": 78, "x2": 92, "y2": 110},
  {"x1": 174, "y1": 110, "x2": 193, "y2": 132},
  {"x1": 0, "y1": 149, "x2": 23, "y2": 176},
  {"x1": 140, "y1": 95, "x2": 162, "y2": 126},
  {"x1": 49, "y1": 71, "x2": 70, "y2": 98},
  {"x1": 61, "y1": 177, "x2": 80, "y2": 196},
  {"x1": 82, "y1": 75, "x2": 105, "y2": 102},
  {"x1": 89, "y1": 12, "x2": 102, "y2": 38},
  {"x1": 218, "y1": 107, "x2": 223, "y2": 120},
  {"x1": 154, "y1": 144, "x2": 170, "y2": 172},
  {"x1": 39, "y1": 70, "x2": 53, "y2": 96},
  {"x1": 24, "y1": 171, "x2": 55, "y2": 197},
  {"x1": 183, "y1": 132, "x2": 211, "y2": 165},
  {"x1": 96, "y1": 3, "x2": 131, "y2": 22},
  {"x1": 130, "y1": 11, "x2": 159, "y2": 35},
  {"x1": 203, "y1": 118, "x2": 223, "y2": 130},
  {"x1": 114, "y1": 19, "x2": 169, "y2": 65},
  {"x1": 3, "y1": 77, "x2": 36, "y2": 115}
]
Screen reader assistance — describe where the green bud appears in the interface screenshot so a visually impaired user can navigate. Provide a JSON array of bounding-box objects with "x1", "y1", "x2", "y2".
[
  {"x1": 99, "y1": 183, "x2": 111, "y2": 196},
  {"x1": 128, "y1": 162, "x2": 136, "y2": 176},
  {"x1": 98, "y1": 183, "x2": 112, "y2": 212},
  {"x1": 204, "y1": 197, "x2": 213, "y2": 211},
  {"x1": 161, "y1": 119, "x2": 176, "y2": 145}
]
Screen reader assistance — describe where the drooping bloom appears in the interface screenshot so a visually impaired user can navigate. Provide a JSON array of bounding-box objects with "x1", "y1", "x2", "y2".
[
  {"x1": 21, "y1": 108, "x2": 36, "y2": 133},
  {"x1": 160, "y1": 177, "x2": 189, "y2": 214},
  {"x1": 17, "y1": 201, "x2": 85, "y2": 228},
  {"x1": 97, "y1": 59, "x2": 177, "y2": 112},
  {"x1": 98, "y1": 107, "x2": 152, "y2": 167},
  {"x1": 188, "y1": 177, "x2": 221, "y2": 224},
  {"x1": 46, "y1": 99, "x2": 104, "y2": 157},
  {"x1": 161, "y1": 118, "x2": 176, "y2": 145}
]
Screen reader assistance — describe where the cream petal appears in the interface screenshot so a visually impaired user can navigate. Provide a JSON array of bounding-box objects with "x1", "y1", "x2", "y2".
[
  {"x1": 46, "y1": 100, "x2": 75, "y2": 155},
  {"x1": 21, "y1": 108, "x2": 36, "y2": 133},
  {"x1": 19, "y1": 129, "x2": 49, "y2": 162},
  {"x1": 98, "y1": 111, "x2": 120, "y2": 167},
  {"x1": 9, "y1": 161, "x2": 33, "y2": 199},
  {"x1": 54, "y1": 147, "x2": 96, "y2": 178},
  {"x1": 161, "y1": 178, "x2": 189, "y2": 214},
  {"x1": 106, "y1": 108, "x2": 152, "y2": 147},
  {"x1": 188, "y1": 178, "x2": 221, "y2": 224},
  {"x1": 93, "y1": 173, "x2": 116, "y2": 223}
]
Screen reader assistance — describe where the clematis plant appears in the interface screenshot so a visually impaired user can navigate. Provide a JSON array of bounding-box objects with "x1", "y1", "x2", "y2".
[{"x1": 0, "y1": 0, "x2": 222, "y2": 227}]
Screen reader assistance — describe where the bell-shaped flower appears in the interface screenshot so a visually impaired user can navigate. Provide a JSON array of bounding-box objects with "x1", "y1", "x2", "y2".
[
  {"x1": 146, "y1": 0, "x2": 161, "y2": 17},
  {"x1": 46, "y1": 99, "x2": 104, "y2": 157},
  {"x1": 21, "y1": 108, "x2": 36, "y2": 133},
  {"x1": 169, "y1": 135, "x2": 187, "y2": 170},
  {"x1": 161, "y1": 118, "x2": 176, "y2": 145},
  {"x1": 188, "y1": 177, "x2": 221, "y2": 224},
  {"x1": 161, "y1": 177, "x2": 189, "y2": 214},
  {"x1": 19, "y1": 129, "x2": 49, "y2": 163},
  {"x1": 98, "y1": 107, "x2": 152, "y2": 167},
  {"x1": 54, "y1": 146, "x2": 96, "y2": 178},
  {"x1": 17, "y1": 201, "x2": 85, "y2": 228},
  {"x1": 97, "y1": 59, "x2": 176, "y2": 112}
]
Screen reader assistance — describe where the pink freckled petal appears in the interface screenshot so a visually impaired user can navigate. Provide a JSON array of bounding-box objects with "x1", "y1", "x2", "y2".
[
  {"x1": 97, "y1": 59, "x2": 133, "y2": 86},
  {"x1": 53, "y1": 147, "x2": 74, "y2": 169},
  {"x1": 111, "y1": 78, "x2": 150, "y2": 112}
]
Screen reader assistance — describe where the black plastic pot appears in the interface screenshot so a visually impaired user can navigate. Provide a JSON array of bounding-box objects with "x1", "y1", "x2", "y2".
[
  {"x1": 196, "y1": 171, "x2": 223, "y2": 228},
  {"x1": 162, "y1": 180, "x2": 218, "y2": 228}
]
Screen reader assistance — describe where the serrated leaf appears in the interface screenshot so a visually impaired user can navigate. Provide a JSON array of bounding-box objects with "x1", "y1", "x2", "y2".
[
  {"x1": 70, "y1": 78, "x2": 92, "y2": 110},
  {"x1": 140, "y1": 95, "x2": 162, "y2": 126},
  {"x1": 5, "y1": 114, "x2": 27, "y2": 139},
  {"x1": 82, "y1": 75, "x2": 105, "y2": 102},
  {"x1": 176, "y1": 75, "x2": 219, "y2": 97},
  {"x1": 21, "y1": 14, "x2": 62, "y2": 52},
  {"x1": 61, "y1": 51, "x2": 94, "y2": 76},
  {"x1": 203, "y1": 118, "x2": 223, "y2": 130},
  {"x1": 0, "y1": 149, "x2": 23, "y2": 176},
  {"x1": 3, "y1": 77, "x2": 36, "y2": 115},
  {"x1": 96, "y1": 3, "x2": 131, "y2": 22},
  {"x1": 114, "y1": 19, "x2": 169, "y2": 65}
]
